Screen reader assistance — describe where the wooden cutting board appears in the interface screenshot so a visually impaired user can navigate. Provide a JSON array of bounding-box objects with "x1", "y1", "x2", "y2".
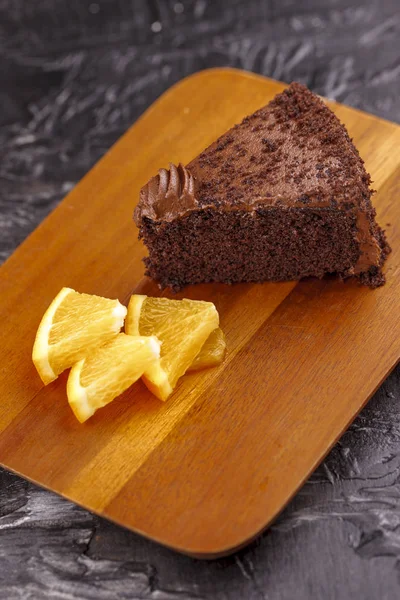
[{"x1": 0, "y1": 68, "x2": 399, "y2": 558}]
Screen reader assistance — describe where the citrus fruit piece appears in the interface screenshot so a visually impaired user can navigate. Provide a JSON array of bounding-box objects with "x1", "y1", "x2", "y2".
[
  {"x1": 126, "y1": 295, "x2": 220, "y2": 401},
  {"x1": 188, "y1": 327, "x2": 226, "y2": 372},
  {"x1": 67, "y1": 333, "x2": 160, "y2": 423},
  {"x1": 32, "y1": 287, "x2": 127, "y2": 385}
]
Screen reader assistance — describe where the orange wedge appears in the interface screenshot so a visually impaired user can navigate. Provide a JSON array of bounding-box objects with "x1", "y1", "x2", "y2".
[
  {"x1": 32, "y1": 287, "x2": 127, "y2": 385},
  {"x1": 126, "y1": 295, "x2": 220, "y2": 400},
  {"x1": 67, "y1": 334, "x2": 160, "y2": 423},
  {"x1": 189, "y1": 327, "x2": 226, "y2": 371}
]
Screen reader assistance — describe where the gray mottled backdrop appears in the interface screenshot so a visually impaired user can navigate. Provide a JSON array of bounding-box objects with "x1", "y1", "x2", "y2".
[{"x1": 0, "y1": 1, "x2": 399, "y2": 598}]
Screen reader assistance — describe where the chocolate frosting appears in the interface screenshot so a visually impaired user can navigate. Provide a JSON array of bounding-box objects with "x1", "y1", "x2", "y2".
[
  {"x1": 134, "y1": 83, "x2": 384, "y2": 272},
  {"x1": 134, "y1": 163, "x2": 197, "y2": 223},
  {"x1": 353, "y1": 210, "x2": 381, "y2": 272}
]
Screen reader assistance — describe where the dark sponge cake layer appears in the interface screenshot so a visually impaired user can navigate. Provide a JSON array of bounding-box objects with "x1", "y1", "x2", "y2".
[
  {"x1": 141, "y1": 208, "x2": 362, "y2": 290},
  {"x1": 135, "y1": 82, "x2": 390, "y2": 290}
]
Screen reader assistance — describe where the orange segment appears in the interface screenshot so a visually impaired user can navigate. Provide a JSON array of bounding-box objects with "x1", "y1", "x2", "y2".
[
  {"x1": 67, "y1": 334, "x2": 160, "y2": 423},
  {"x1": 126, "y1": 295, "x2": 219, "y2": 401},
  {"x1": 189, "y1": 327, "x2": 226, "y2": 371},
  {"x1": 32, "y1": 287, "x2": 127, "y2": 385}
]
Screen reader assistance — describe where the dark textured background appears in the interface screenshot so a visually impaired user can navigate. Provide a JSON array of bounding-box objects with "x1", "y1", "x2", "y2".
[{"x1": 0, "y1": 1, "x2": 399, "y2": 598}]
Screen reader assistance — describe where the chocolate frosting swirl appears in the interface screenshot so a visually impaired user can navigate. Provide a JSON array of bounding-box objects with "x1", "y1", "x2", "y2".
[{"x1": 134, "y1": 163, "x2": 197, "y2": 224}]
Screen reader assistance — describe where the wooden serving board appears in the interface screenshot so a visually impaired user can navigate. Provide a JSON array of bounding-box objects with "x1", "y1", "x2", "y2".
[{"x1": 0, "y1": 69, "x2": 399, "y2": 558}]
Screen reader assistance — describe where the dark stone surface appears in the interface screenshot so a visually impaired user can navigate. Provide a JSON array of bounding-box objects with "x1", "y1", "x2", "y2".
[{"x1": 0, "y1": 1, "x2": 399, "y2": 598}]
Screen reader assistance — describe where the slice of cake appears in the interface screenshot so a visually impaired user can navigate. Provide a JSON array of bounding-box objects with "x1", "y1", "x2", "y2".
[{"x1": 134, "y1": 83, "x2": 390, "y2": 290}]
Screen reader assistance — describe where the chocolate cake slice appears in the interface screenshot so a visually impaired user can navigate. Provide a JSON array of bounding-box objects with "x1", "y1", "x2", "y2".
[{"x1": 134, "y1": 83, "x2": 390, "y2": 290}]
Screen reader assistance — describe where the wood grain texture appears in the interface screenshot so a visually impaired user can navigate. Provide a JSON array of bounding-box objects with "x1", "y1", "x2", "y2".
[{"x1": 0, "y1": 68, "x2": 399, "y2": 558}]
